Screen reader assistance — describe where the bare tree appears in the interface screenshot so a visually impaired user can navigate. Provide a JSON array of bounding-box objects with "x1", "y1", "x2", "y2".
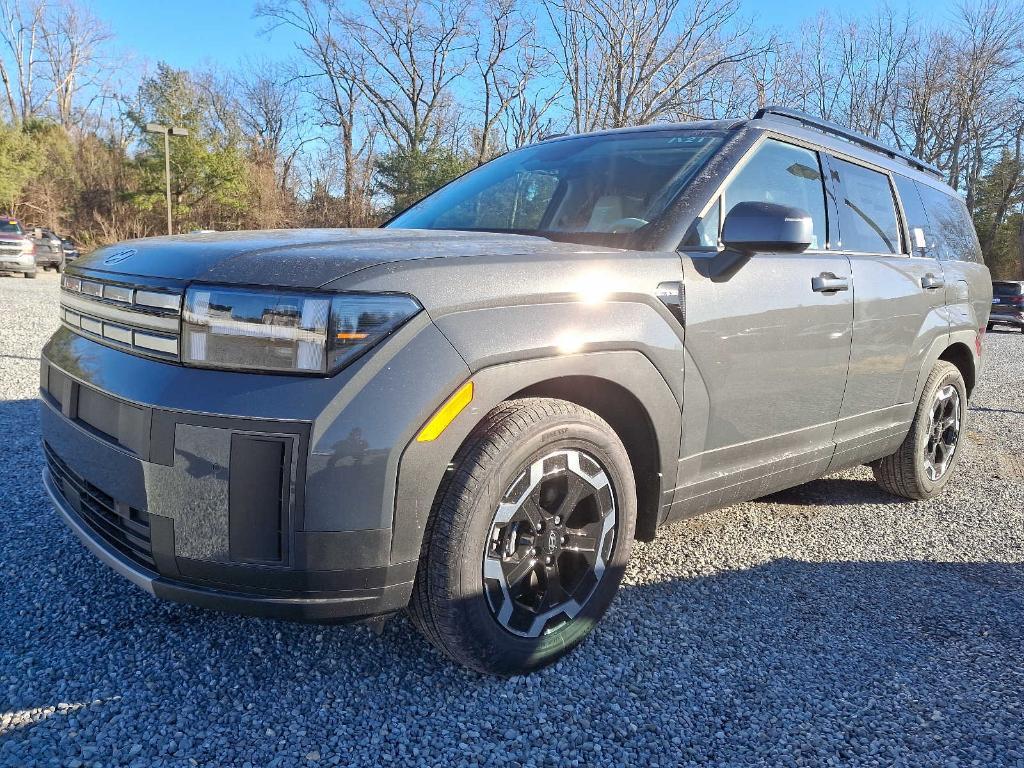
[
  {"x1": 40, "y1": 0, "x2": 112, "y2": 129},
  {"x1": 472, "y1": 0, "x2": 545, "y2": 162},
  {"x1": 259, "y1": 0, "x2": 377, "y2": 225},
  {"x1": 0, "y1": 0, "x2": 44, "y2": 123},
  {"x1": 544, "y1": 0, "x2": 765, "y2": 130},
  {"x1": 500, "y1": 78, "x2": 563, "y2": 148},
  {"x1": 233, "y1": 58, "x2": 311, "y2": 191},
  {"x1": 340, "y1": 0, "x2": 472, "y2": 153}
]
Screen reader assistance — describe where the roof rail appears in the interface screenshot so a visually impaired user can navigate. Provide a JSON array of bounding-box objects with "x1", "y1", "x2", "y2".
[{"x1": 753, "y1": 105, "x2": 944, "y2": 180}]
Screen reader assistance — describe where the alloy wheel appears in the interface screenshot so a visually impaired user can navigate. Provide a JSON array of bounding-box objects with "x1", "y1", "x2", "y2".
[
  {"x1": 924, "y1": 383, "x2": 961, "y2": 481},
  {"x1": 483, "y1": 448, "x2": 617, "y2": 638}
]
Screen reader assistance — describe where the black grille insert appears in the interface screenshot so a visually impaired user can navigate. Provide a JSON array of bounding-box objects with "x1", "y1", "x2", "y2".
[{"x1": 44, "y1": 442, "x2": 155, "y2": 570}]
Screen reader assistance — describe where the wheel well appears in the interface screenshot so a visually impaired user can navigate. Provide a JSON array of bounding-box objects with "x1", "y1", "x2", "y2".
[
  {"x1": 939, "y1": 342, "x2": 976, "y2": 398},
  {"x1": 512, "y1": 376, "x2": 662, "y2": 541}
]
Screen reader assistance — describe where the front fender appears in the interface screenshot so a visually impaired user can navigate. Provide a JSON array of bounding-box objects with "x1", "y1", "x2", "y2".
[{"x1": 389, "y1": 350, "x2": 682, "y2": 564}]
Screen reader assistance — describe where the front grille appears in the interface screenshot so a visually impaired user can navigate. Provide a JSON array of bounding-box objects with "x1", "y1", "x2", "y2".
[
  {"x1": 44, "y1": 442, "x2": 155, "y2": 570},
  {"x1": 60, "y1": 274, "x2": 181, "y2": 360}
]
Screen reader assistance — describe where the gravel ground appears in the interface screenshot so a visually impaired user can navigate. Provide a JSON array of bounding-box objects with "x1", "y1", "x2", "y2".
[{"x1": 2, "y1": 271, "x2": 1023, "y2": 767}]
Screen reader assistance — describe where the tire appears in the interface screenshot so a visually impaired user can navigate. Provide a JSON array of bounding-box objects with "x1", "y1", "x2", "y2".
[
  {"x1": 409, "y1": 398, "x2": 637, "y2": 675},
  {"x1": 986, "y1": 322, "x2": 993, "y2": 331},
  {"x1": 871, "y1": 360, "x2": 966, "y2": 500},
  {"x1": 24, "y1": 270, "x2": 36, "y2": 279}
]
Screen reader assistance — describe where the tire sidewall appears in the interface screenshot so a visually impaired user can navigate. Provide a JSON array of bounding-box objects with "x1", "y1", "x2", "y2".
[{"x1": 442, "y1": 416, "x2": 636, "y2": 674}]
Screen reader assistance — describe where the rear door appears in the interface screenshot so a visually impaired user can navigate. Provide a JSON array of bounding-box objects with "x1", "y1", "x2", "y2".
[
  {"x1": 825, "y1": 157, "x2": 949, "y2": 468},
  {"x1": 913, "y1": 181, "x2": 992, "y2": 340},
  {"x1": 676, "y1": 137, "x2": 853, "y2": 512}
]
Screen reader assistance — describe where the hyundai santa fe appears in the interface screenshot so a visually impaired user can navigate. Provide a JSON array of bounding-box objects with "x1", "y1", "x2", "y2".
[{"x1": 40, "y1": 107, "x2": 991, "y2": 674}]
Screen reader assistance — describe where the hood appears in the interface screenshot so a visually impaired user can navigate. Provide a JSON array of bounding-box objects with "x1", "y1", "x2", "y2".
[
  {"x1": 0, "y1": 233, "x2": 27, "y2": 242},
  {"x1": 72, "y1": 229, "x2": 622, "y2": 288}
]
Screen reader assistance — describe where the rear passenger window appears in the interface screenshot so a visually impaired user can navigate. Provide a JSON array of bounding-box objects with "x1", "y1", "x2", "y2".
[
  {"x1": 914, "y1": 182, "x2": 983, "y2": 263},
  {"x1": 722, "y1": 139, "x2": 827, "y2": 250},
  {"x1": 831, "y1": 158, "x2": 902, "y2": 254},
  {"x1": 893, "y1": 175, "x2": 929, "y2": 256}
]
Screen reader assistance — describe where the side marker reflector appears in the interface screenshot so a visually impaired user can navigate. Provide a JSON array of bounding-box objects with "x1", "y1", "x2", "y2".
[{"x1": 417, "y1": 381, "x2": 474, "y2": 442}]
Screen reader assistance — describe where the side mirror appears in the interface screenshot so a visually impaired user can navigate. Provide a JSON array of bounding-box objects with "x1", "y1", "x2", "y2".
[
  {"x1": 33, "y1": 227, "x2": 42, "y2": 239},
  {"x1": 721, "y1": 201, "x2": 813, "y2": 255}
]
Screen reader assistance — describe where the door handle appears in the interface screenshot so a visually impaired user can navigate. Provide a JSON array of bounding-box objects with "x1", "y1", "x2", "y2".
[
  {"x1": 811, "y1": 273, "x2": 849, "y2": 293},
  {"x1": 921, "y1": 273, "x2": 945, "y2": 290}
]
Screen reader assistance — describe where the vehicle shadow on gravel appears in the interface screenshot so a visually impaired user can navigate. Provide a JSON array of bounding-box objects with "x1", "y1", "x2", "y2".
[
  {"x1": 759, "y1": 476, "x2": 903, "y2": 506},
  {"x1": 4, "y1": 389, "x2": 1024, "y2": 765}
]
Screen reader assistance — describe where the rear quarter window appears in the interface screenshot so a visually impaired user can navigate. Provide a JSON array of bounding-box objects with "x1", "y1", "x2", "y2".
[
  {"x1": 894, "y1": 175, "x2": 929, "y2": 256},
  {"x1": 914, "y1": 182, "x2": 983, "y2": 263}
]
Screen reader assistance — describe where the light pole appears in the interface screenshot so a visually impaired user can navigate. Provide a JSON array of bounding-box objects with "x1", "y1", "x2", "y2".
[{"x1": 144, "y1": 123, "x2": 189, "y2": 236}]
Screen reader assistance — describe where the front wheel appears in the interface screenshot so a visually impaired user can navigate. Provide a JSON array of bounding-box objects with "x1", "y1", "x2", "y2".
[
  {"x1": 871, "y1": 360, "x2": 966, "y2": 500},
  {"x1": 409, "y1": 398, "x2": 636, "y2": 675}
]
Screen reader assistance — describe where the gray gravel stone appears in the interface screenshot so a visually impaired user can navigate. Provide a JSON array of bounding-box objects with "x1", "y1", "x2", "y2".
[{"x1": 1, "y1": 272, "x2": 1023, "y2": 767}]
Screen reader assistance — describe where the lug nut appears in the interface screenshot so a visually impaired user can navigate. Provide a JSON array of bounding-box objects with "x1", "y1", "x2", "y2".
[
  {"x1": 560, "y1": 535, "x2": 567, "y2": 545},
  {"x1": 545, "y1": 556, "x2": 553, "y2": 565},
  {"x1": 553, "y1": 515, "x2": 561, "y2": 525}
]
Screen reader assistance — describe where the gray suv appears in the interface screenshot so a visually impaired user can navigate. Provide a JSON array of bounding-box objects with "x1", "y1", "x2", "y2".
[{"x1": 40, "y1": 107, "x2": 991, "y2": 674}]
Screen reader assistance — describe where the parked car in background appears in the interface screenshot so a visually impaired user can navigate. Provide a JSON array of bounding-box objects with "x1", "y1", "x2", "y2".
[
  {"x1": 31, "y1": 227, "x2": 65, "y2": 271},
  {"x1": 61, "y1": 237, "x2": 81, "y2": 263},
  {"x1": 41, "y1": 108, "x2": 990, "y2": 675},
  {"x1": 989, "y1": 281, "x2": 1024, "y2": 332},
  {"x1": 0, "y1": 216, "x2": 37, "y2": 279}
]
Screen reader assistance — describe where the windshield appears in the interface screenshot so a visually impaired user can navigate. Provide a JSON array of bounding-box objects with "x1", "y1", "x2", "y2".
[
  {"x1": 0, "y1": 219, "x2": 23, "y2": 234},
  {"x1": 387, "y1": 130, "x2": 725, "y2": 246}
]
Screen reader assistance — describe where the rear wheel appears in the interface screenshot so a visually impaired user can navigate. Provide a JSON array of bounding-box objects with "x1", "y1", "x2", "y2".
[
  {"x1": 24, "y1": 270, "x2": 36, "y2": 279},
  {"x1": 871, "y1": 360, "x2": 966, "y2": 500},
  {"x1": 409, "y1": 398, "x2": 636, "y2": 675}
]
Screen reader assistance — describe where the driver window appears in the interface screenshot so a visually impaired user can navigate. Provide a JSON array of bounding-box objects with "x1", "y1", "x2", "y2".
[{"x1": 722, "y1": 139, "x2": 828, "y2": 251}]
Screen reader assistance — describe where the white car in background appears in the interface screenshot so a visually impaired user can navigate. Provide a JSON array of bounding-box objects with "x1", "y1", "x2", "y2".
[{"x1": 0, "y1": 216, "x2": 37, "y2": 279}]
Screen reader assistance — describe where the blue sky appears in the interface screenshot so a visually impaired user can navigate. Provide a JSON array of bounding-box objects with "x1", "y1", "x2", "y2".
[{"x1": 95, "y1": 0, "x2": 962, "y2": 72}]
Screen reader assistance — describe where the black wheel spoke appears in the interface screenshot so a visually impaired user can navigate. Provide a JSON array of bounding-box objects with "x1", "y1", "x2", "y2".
[
  {"x1": 564, "y1": 531, "x2": 598, "y2": 553},
  {"x1": 504, "y1": 553, "x2": 538, "y2": 589},
  {"x1": 541, "y1": 561, "x2": 570, "y2": 609},
  {"x1": 556, "y1": 474, "x2": 590, "y2": 520},
  {"x1": 517, "y1": 496, "x2": 545, "y2": 532}
]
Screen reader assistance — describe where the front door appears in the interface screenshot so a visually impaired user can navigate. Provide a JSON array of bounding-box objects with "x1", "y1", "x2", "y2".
[{"x1": 675, "y1": 137, "x2": 854, "y2": 515}]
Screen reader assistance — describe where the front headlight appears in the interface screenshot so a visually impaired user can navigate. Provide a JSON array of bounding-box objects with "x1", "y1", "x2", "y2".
[{"x1": 181, "y1": 286, "x2": 421, "y2": 375}]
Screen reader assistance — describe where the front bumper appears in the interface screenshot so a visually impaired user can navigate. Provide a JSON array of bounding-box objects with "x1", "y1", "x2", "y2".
[
  {"x1": 0, "y1": 254, "x2": 34, "y2": 272},
  {"x1": 40, "y1": 315, "x2": 470, "y2": 621},
  {"x1": 43, "y1": 466, "x2": 411, "y2": 620}
]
